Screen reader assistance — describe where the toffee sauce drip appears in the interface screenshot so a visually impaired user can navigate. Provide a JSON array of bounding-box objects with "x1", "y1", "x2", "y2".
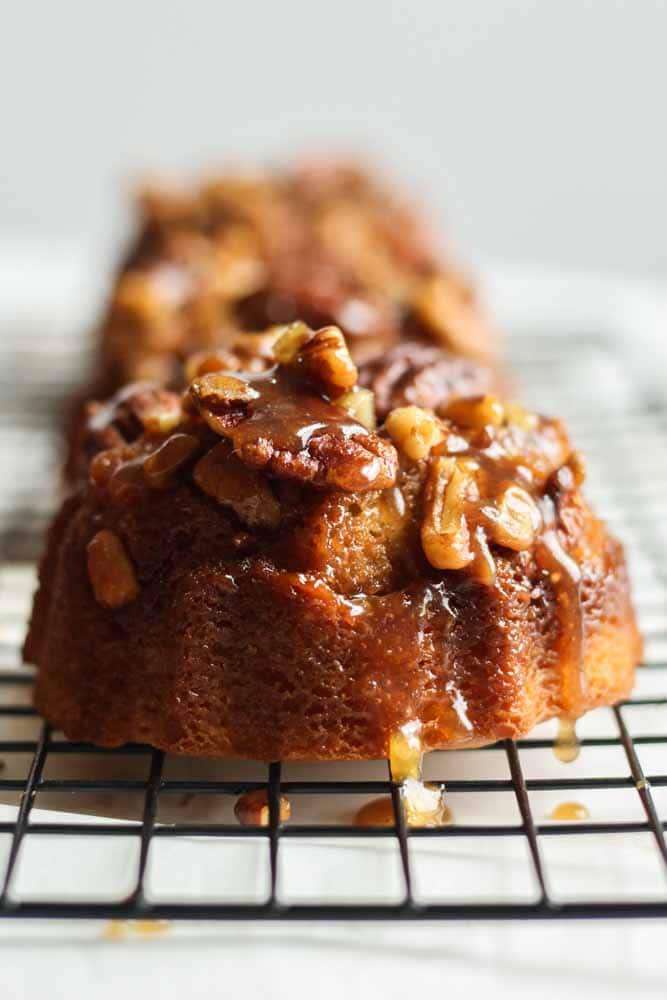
[{"x1": 536, "y1": 493, "x2": 585, "y2": 717}]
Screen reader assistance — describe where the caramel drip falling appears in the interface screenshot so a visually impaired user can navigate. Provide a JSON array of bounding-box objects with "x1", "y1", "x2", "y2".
[
  {"x1": 554, "y1": 716, "x2": 581, "y2": 763},
  {"x1": 356, "y1": 721, "x2": 452, "y2": 828},
  {"x1": 537, "y1": 494, "x2": 585, "y2": 717}
]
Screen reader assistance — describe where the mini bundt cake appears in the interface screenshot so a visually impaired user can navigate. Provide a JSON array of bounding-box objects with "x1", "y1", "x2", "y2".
[
  {"x1": 26, "y1": 324, "x2": 641, "y2": 760},
  {"x1": 87, "y1": 159, "x2": 500, "y2": 399}
]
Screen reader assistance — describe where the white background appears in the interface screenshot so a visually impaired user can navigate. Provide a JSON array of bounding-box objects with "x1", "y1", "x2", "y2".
[{"x1": 1, "y1": 0, "x2": 666, "y2": 278}]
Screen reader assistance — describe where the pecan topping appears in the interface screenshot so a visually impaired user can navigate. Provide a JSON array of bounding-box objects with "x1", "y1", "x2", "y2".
[
  {"x1": 441, "y1": 394, "x2": 505, "y2": 430},
  {"x1": 187, "y1": 326, "x2": 397, "y2": 492},
  {"x1": 234, "y1": 425, "x2": 397, "y2": 492},
  {"x1": 483, "y1": 484, "x2": 541, "y2": 551},
  {"x1": 335, "y1": 386, "x2": 376, "y2": 430},
  {"x1": 86, "y1": 530, "x2": 139, "y2": 609},
  {"x1": 193, "y1": 442, "x2": 281, "y2": 530},
  {"x1": 88, "y1": 384, "x2": 183, "y2": 443},
  {"x1": 385, "y1": 405, "x2": 445, "y2": 461},
  {"x1": 189, "y1": 373, "x2": 260, "y2": 434},
  {"x1": 421, "y1": 456, "x2": 476, "y2": 571},
  {"x1": 274, "y1": 323, "x2": 358, "y2": 398},
  {"x1": 417, "y1": 401, "x2": 569, "y2": 584}
]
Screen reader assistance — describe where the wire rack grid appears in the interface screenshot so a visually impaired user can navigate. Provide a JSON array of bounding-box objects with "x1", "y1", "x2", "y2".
[{"x1": 0, "y1": 326, "x2": 666, "y2": 921}]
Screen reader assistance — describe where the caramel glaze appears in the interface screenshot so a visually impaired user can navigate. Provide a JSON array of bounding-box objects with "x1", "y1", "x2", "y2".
[
  {"x1": 227, "y1": 367, "x2": 376, "y2": 466},
  {"x1": 554, "y1": 716, "x2": 581, "y2": 763}
]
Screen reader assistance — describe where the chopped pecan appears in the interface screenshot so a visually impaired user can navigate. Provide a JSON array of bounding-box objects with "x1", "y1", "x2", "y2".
[
  {"x1": 421, "y1": 456, "x2": 477, "y2": 570},
  {"x1": 410, "y1": 273, "x2": 497, "y2": 363},
  {"x1": 86, "y1": 530, "x2": 139, "y2": 609},
  {"x1": 335, "y1": 386, "x2": 376, "y2": 430},
  {"x1": 125, "y1": 387, "x2": 183, "y2": 435},
  {"x1": 274, "y1": 323, "x2": 358, "y2": 398},
  {"x1": 193, "y1": 442, "x2": 281, "y2": 530},
  {"x1": 442, "y1": 394, "x2": 505, "y2": 430},
  {"x1": 235, "y1": 429, "x2": 397, "y2": 492},
  {"x1": 483, "y1": 484, "x2": 541, "y2": 551},
  {"x1": 385, "y1": 405, "x2": 444, "y2": 461},
  {"x1": 189, "y1": 372, "x2": 260, "y2": 434},
  {"x1": 88, "y1": 384, "x2": 183, "y2": 442}
]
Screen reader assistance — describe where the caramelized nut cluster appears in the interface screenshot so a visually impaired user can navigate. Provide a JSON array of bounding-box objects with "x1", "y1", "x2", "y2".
[
  {"x1": 83, "y1": 332, "x2": 576, "y2": 611},
  {"x1": 84, "y1": 325, "x2": 400, "y2": 605},
  {"x1": 384, "y1": 393, "x2": 576, "y2": 586},
  {"x1": 187, "y1": 323, "x2": 397, "y2": 491},
  {"x1": 431, "y1": 398, "x2": 568, "y2": 583}
]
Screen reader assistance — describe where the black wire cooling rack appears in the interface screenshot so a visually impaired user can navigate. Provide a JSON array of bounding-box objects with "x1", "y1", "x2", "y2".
[{"x1": 0, "y1": 328, "x2": 666, "y2": 921}]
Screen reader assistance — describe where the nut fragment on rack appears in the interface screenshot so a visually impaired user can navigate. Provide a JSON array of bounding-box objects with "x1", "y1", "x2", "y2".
[
  {"x1": 385, "y1": 405, "x2": 445, "y2": 461},
  {"x1": 143, "y1": 433, "x2": 200, "y2": 489},
  {"x1": 234, "y1": 789, "x2": 291, "y2": 827},
  {"x1": 485, "y1": 484, "x2": 541, "y2": 551},
  {"x1": 189, "y1": 372, "x2": 260, "y2": 434},
  {"x1": 441, "y1": 394, "x2": 505, "y2": 430},
  {"x1": 194, "y1": 442, "x2": 281, "y2": 530},
  {"x1": 335, "y1": 386, "x2": 376, "y2": 430},
  {"x1": 86, "y1": 530, "x2": 139, "y2": 609},
  {"x1": 421, "y1": 456, "x2": 477, "y2": 569}
]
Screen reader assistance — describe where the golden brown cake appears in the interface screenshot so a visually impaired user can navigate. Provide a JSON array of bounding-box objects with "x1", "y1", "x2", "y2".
[{"x1": 26, "y1": 325, "x2": 641, "y2": 760}]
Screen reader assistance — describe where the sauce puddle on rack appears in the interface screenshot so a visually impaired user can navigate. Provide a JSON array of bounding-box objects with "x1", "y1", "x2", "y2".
[{"x1": 548, "y1": 801, "x2": 590, "y2": 822}]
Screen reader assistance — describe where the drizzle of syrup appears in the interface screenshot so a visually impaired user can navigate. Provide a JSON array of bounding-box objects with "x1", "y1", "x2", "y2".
[
  {"x1": 548, "y1": 800, "x2": 589, "y2": 821},
  {"x1": 372, "y1": 722, "x2": 453, "y2": 827},
  {"x1": 389, "y1": 720, "x2": 423, "y2": 782},
  {"x1": 554, "y1": 716, "x2": 581, "y2": 763},
  {"x1": 537, "y1": 493, "x2": 585, "y2": 717},
  {"x1": 230, "y1": 367, "x2": 369, "y2": 457},
  {"x1": 353, "y1": 783, "x2": 452, "y2": 829}
]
